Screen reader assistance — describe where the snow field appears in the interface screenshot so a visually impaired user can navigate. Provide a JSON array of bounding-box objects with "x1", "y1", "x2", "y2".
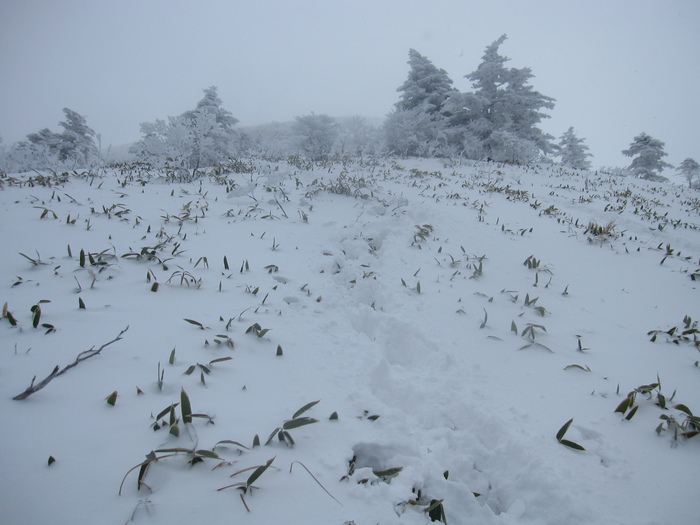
[{"x1": 0, "y1": 158, "x2": 698, "y2": 524}]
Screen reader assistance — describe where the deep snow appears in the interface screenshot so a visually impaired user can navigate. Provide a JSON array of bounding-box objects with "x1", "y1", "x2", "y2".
[{"x1": 0, "y1": 157, "x2": 698, "y2": 524}]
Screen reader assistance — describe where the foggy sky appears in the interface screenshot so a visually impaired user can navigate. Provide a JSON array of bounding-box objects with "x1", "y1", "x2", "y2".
[{"x1": 1, "y1": 0, "x2": 698, "y2": 169}]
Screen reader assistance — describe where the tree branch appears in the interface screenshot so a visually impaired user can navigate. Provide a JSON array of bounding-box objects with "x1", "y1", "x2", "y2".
[{"x1": 13, "y1": 326, "x2": 129, "y2": 400}]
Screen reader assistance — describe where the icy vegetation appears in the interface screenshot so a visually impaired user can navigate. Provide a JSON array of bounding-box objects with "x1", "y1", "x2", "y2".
[{"x1": 1, "y1": 157, "x2": 698, "y2": 524}]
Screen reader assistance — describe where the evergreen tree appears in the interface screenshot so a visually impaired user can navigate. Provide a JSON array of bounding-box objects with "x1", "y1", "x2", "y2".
[
  {"x1": 26, "y1": 128, "x2": 63, "y2": 155},
  {"x1": 498, "y1": 65, "x2": 556, "y2": 156},
  {"x1": 180, "y1": 86, "x2": 239, "y2": 168},
  {"x1": 396, "y1": 49, "x2": 456, "y2": 115},
  {"x1": 448, "y1": 34, "x2": 555, "y2": 163},
  {"x1": 58, "y1": 108, "x2": 99, "y2": 164},
  {"x1": 386, "y1": 49, "x2": 455, "y2": 156},
  {"x1": 622, "y1": 132, "x2": 672, "y2": 180},
  {"x1": 676, "y1": 158, "x2": 699, "y2": 188},
  {"x1": 21, "y1": 108, "x2": 99, "y2": 167},
  {"x1": 557, "y1": 127, "x2": 593, "y2": 170},
  {"x1": 132, "y1": 86, "x2": 238, "y2": 168}
]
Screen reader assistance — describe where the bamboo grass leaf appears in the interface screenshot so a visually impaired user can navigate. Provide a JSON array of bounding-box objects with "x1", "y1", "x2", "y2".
[
  {"x1": 559, "y1": 439, "x2": 586, "y2": 451},
  {"x1": 180, "y1": 388, "x2": 192, "y2": 424},
  {"x1": 209, "y1": 357, "x2": 233, "y2": 364},
  {"x1": 673, "y1": 404, "x2": 693, "y2": 416},
  {"x1": 265, "y1": 428, "x2": 280, "y2": 446},
  {"x1": 246, "y1": 457, "x2": 275, "y2": 487},
  {"x1": 625, "y1": 406, "x2": 639, "y2": 420},
  {"x1": 106, "y1": 391, "x2": 118, "y2": 406},
  {"x1": 283, "y1": 416, "x2": 318, "y2": 430},
  {"x1": 215, "y1": 440, "x2": 250, "y2": 451},
  {"x1": 194, "y1": 449, "x2": 221, "y2": 459},
  {"x1": 556, "y1": 418, "x2": 573, "y2": 442},
  {"x1": 615, "y1": 397, "x2": 633, "y2": 414},
  {"x1": 292, "y1": 400, "x2": 320, "y2": 419},
  {"x1": 156, "y1": 404, "x2": 178, "y2": 421}
]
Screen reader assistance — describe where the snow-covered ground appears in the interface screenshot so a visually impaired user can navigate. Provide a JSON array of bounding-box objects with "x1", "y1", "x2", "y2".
[{"x1": 1, "y1": 158, "x2": 698, "y2": 525}]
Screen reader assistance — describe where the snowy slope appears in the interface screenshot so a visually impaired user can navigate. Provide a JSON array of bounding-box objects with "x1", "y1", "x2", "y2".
[{"x1": 0, "y1": 158, "x2": 698, "y2": 525}]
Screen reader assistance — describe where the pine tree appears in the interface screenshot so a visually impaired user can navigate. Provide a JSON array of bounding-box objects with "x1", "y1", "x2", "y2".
[
  {"x1": 21, "y1": 108, "x2": 99, "y2": 167},
  {"x1": 26, "y1": 128, "x2": 63, "y2": 155},
  {"x1": 448, "y1": 34, "x2": 555, "y2": 162},
  {"x1": 676, "y1": 158, "x2": 699, "y2": 188},
  {"x1": 498, "y1": 66, "x2": 556, "y2": 157},
  {"x1": 387, "y1": 49, "x2": 455, "y2": 156},
  {"x1": 132, "y1": 86, "x2": 238, "y2": 168},
  {"x1": 558, "y1": 127, "x2": 593, "y2": 170},
  {"x1": 180, "y1": 86, "x2": 239, "y2": 168},
  {"x1": 58, "y1": 108, "x2": 99, "y2": 164},
  {"x1": 622, "y1": 132, "x2": 672, "y2": 180},
  {"x1": 396, "y1": 49, "x2": 456, "y2": 115}
]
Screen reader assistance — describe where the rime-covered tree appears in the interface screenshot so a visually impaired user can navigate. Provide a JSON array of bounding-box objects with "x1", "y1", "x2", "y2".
[
  {"x1": 396, "y1": 49, "x2": 456, "y2": 115},
  {"x1": 557, "y1": 127, "x2": 593, "y2": 170},
  {"x1": 181, "y1": 86, "x2": 239, "y2": 166},
  {"x1": 131, "y1": 116, "x2": 197, "y2": 167},
  {"x1": 131, "y1": 86, "x2": 238, "y2": 168},
  {"x1": 622, "y1": 132, "x2": 672, "y2": 181},
  {"x1": 17, "y1": 108, "x2": 99, "y2": 168},
  {"x1": 0, "y1": 134, "x2": 6, "y2": 172},
  {"x1": 25, "y1": 127, "x2": 63, "y2": 154},
  {"x1": 386, "y1": 49, "x2": 455, "y2": 156},
  {"x1": 293, "y1": 113, "x2": 338, "y2": 160},
  {"x1": 676, "y1": 158, "x2": 699, "y2": 188},
  {"x1": 447, "y1": 34, "x2": 555, "y2": 163},
  {"x1": 57, "y1": 108, "x2": 99, "y2": 164},
  {"x1": 335, "y1": 116, "x2": 381, "y2": 156},
  {"x1": 384, "y1": 109, "x2": 445, "y2": 157}
]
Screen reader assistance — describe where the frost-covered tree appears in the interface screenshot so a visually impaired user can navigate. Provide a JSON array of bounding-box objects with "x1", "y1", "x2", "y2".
[
  {"x1": 386, "y1": 49, "x2": 455, "y2": 156},
  {"x1": 131, "y1": 117, "x2": 195, "y2": 167},
  {"x1": 243, "y1": 121, "x2": 297, "y2": 157},
  {"x1": 335, "y1": 116, "x2": 381, "y2": 156},
  {"x1": 57, "y1": 108, "x2": 100, "y2": 164},
  {"x1": 676, "y1": 157, "x2": 700, "y2": 188},
  {"x1": 131, "y1": 86, "x2": 239, "y2": 168},
  {"x1": 557, "y1": 127, "x2": 593, "y2": 170},
  {"x1": 180, "y1": 86, "x2": 239, "y2": 166},
  {"x1": 447, "y1": 35, "x2": 555, "y2": 163},
  {"x1": 12, "y1": 108, "x2": 100, "y2": 169},
  {"x1": 0, "y1": 134, "x2": 7, "y2": 173},
  {"x1": 384, "y1": 109, "x2": 444, "y2": 157},
  {"x1": 396, "y1": 49, "x2": 456, "y2": 115},
  {"x1": 293, "y1": 113, "x2": 338, "y2": 160},
  {"x1": 25, "y1": 127, "x2": 63, "y2": 154},
  {"x1": 622, "y1": 132, "x2": 672, "y2": 181}
]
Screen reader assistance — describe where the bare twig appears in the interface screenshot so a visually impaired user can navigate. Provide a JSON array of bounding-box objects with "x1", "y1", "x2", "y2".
[{"x1": 13, "y1": 326, "x2": 129, "y2": 400}]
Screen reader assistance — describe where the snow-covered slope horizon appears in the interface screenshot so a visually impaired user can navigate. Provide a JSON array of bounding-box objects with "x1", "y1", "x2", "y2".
[{"x1": 1, "y1": 157, "x2": 698, "y2": 524}]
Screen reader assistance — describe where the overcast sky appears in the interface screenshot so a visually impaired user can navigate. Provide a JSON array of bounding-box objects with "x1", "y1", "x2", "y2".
[{"x1": 1, "y1": 0, "x2": 698, "y2": 168}]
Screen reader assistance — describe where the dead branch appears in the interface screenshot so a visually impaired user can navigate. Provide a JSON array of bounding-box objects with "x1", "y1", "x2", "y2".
[{"x1": 13, "y1": 326, "x2": 129, "y2": 400}]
